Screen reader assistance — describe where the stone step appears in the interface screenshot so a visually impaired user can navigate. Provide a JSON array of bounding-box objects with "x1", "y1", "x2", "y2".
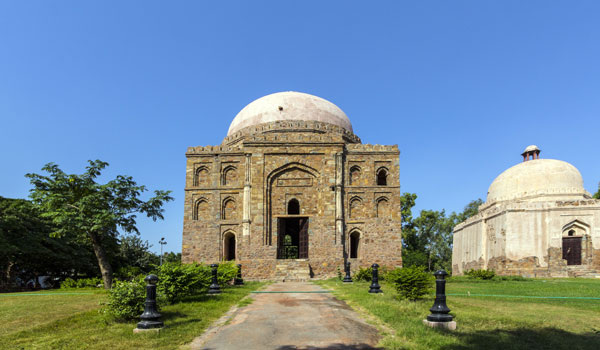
[{"x1": 274, "y1": 259, "x2": 311, "y2": 282}]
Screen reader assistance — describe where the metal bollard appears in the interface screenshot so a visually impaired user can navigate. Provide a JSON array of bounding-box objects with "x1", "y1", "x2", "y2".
[
  {"x1": 343, "y1": 261, "x2": 353, "y2": 283},
  {"x1": 234, "y1": 264, "x2": 244, "y2": 285},
  {"x1": 427, "y1": 270, "x2": 453, "y2": 322},
  {"x1": 368, "y1": 263, "x2": 382, "y2": 293},
  {"x1": 208, "y1": 263, "x2": 222, "y2": 295},
  {"x1": 137, "y1": 274, "x2": 164, "y2": 329}
]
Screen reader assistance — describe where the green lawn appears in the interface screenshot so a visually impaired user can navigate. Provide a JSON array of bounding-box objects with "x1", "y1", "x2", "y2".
[
  {"x1": 316, "y1": 278, "x2": 600, "y2": 350},
  {"x1": 0, "y1": 282, "x2": 264, "y2": 350}
]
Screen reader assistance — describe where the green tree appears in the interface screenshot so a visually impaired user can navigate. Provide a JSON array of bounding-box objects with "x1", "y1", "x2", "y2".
[
  {"x1": 26, "y1": 160, "x2": 173, "y2": 289},
  {"x1": 115, "y1": 236, "x2": 159, "y2": 274},
  {"x1": 594, "y1": 183, "x2": 600, "y2": 199},
  {"x1": 0, "y1": 197, "x2": 97, "y2": 288}
]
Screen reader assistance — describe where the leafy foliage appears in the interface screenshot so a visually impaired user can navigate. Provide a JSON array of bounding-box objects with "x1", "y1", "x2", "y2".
[
  {"x1": 155, "y1": 262, "x2": 211, "y2": 303},
  {"x1": 466, "y1": 268, "x2": 496, "y2": 280},
  {"x1": 402, "y1": 196, "x2": 483, "y2": 272},
  {"x1": 0, "y1": 196, "x2": 98, "y2": 289},
  {"x1": 26, "y1": 160, "x2": 173, "y2": 289},
  {"x1": 387, "y1": 266, "x2": 434, "y2": 301},
  {"x1": 354, "y1": 267, "x2": 373, "y2": 282},
  {"x1": 61, "y1": 277, "x2": 103, "y2": 289},
  {"x1": 594, "y1": 183, "x2": 600, "y2": 199},
  {"x1": 102, "y1": 278, "x2": 148, "y2": 320}
]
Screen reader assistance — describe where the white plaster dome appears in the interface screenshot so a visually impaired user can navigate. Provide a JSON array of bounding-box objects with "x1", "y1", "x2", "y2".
[
  {"x1": 227, "y1": 91, "x2": 353, "y2": 136},
  {"x1": 487, "y1": 159, "x2": 587, "y2": 203}
]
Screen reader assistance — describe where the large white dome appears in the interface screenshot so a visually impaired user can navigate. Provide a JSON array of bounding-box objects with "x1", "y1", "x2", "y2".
[
  {"x1": 487, "y1": 159, "x2": 587, "y2": 202},
  {"x1": 227, "y1": 91, "x2": 353, "y2": 136}
]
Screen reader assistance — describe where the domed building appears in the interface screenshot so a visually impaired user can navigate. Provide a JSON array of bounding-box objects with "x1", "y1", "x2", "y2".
[
  {"x1": 452, "y1": 146, "x2": 600, "y2": 277},
  {"x1": 182, "y1": 92, "x2": 402, "y2": 280}
]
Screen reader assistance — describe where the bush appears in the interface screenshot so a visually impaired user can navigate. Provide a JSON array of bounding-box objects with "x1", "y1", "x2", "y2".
[
  {"x1": 61, "y1": 277, "x2": 103, "y2": 289},
  {"x1": 354, "y1": 267, "x2": 373, "y2": 282},
  {"x1": 155, "y1": 262, "x2": 211, "y2": 303},
  {"x1": 102, "y1": 278, "x2": 147, "y2": 320},
  {"x1": 114, "y1": 266, "x2": 144, "y2": 281},
  {"x1": 216, "y1": 261, "x2": 239, "y2": 286},
  {"x1": 493, "y1": 275, "x2": 530, "y2": 282},
  {"x1": 466, "y1": 269, "x2": 496, "y2": 280},
  {"x1": 387, "y1": 266, "x2": 434, "y2": 301}
]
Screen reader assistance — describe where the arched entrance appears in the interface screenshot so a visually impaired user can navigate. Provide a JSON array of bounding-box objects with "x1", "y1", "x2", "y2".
[
  {"x1": 224, "y1": 232, "x2": 236, "y2": 261},
  {"x1": 350, "y1": 231, "x2": 360, "y2": 259}
]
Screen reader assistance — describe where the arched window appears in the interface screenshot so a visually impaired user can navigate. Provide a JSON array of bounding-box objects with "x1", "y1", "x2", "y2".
[
  {"x1": 376, "y1": 197, "x2": 390, "y2": 218},
  {"x1": 349, "y1": 166, "x2": 361, "y2": 185},
  {"x1": 194, "y1": 199, "x2": 209, "y2": 220},
  {"x1": 568, "y1": 229, "x2": 575, "y2": 237},
  {"x1": 350, "y1": 231, "x2": 360, "y2": 259},
  {"x1": 288, "y1": 199, "x2": 300, "y2": 215},
  {"x1": 223, "y1": 232, "x2": 236, "y2": 261},
  {"x1": 349, "y1": 197, "x2": 362, "y2": 218},
  {"x1": 222, "y1": 166, "x2": 237, "y2": 186},
  {"x1": 222, "y1": 198, "x2": 236, "y2": 220},
  {"x1": 377, "y1": 168, "x2": 388, "y2": 186},
  {"x1": 194, "y1": 167, "x2": 209, "y2": 186}
]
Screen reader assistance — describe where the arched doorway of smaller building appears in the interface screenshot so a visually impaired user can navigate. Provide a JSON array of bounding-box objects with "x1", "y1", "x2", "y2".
[
  {"x1": 224, "y1": 232, "x2": 236, "y2": 261},
  {"x1": 277, "y1": 217, "x2": 308, "y2": 259},
  {"x1": 350, "y1": 231, "x2": 360, "y2": 259}
]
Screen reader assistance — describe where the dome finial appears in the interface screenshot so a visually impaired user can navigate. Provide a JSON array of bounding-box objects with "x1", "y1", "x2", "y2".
[{"x1": 521, "y1": 145, "x2": 541, "y2": 162}]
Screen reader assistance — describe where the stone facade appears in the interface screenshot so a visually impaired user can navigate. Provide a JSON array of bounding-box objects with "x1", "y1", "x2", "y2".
[
  {"x1": 452, "y1": 146, "x2": 600, "y2": 278},
  {"x1": 182, "y1": 94, "x2": 402, "y2": 280}
]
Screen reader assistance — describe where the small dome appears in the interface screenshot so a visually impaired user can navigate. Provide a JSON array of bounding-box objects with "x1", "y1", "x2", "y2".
[
  {"x1": 523, "y1": 145, "x2": 540, "y2": 153},
  {"x1": 487, "y1": 159, "x2": 586, "y2": 202},
  {"x1": 227, "y1": 91, "x2": 352, "y2": 136}
]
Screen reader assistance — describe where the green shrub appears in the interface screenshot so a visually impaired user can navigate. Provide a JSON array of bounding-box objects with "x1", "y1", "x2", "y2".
[
  {"x1": 217, "y1": 261, "x2": 239, "y2": 286},
  {"x1": 155, "y1": 262, "x2": 211, "y2": 303},
  {"x1": 102, "y1": 278, "x2": 147, "y2": 320},
  {"x1": 387, "y1": 266, "x2": 434, "y2": 301},
  {"x1": 61, "y1": 277, "x2": 103, "y2": 289},
  {"x1": 115, "y1": 266, "x2": 144, "y2": 281},
  {"x1": 466, "y1": 269, "x2": 496, "y2": 280},
  {"x1": 493, "y1": 275, "x2": 530, "y2": 281},
  {"x1": 354, "y1": 267, "x2": 372, "y2": 282}
]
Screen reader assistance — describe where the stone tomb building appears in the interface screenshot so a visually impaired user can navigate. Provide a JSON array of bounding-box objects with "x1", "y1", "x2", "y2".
[
  {"x1": 182, "y1": 92, "x2": 402, "y2": 280},
  {"x1": 452, "y1": 146, "x2": 600, "y2": 277}
]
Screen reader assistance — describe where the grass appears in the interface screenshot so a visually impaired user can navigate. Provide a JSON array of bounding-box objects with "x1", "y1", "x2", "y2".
[
  {"x1": 316, "y1": 278, "x2": 600, "y2": 350},
  {"x1": 0, "y1": 282, "x2": 264, "y2": 350}
]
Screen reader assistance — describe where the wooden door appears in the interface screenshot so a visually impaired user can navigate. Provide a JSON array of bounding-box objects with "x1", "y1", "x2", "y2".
[
  {"x1": 299, "y1": 218, "x2": 309, "y2": 259},
  {"x1": 277, "y1": 218, "x2": 286, "y2": 259},
  {"x1": 562, "y1": 237, "x2": 582, "y2": 265}
]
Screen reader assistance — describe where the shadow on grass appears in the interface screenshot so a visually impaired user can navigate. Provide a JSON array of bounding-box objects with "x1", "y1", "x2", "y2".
[
  {"x1": 275, "y1": 345, "x2": 382, "y2": 350},
  {"x1": 449, "y1": 327, "x2": 600, "y2": 350}
]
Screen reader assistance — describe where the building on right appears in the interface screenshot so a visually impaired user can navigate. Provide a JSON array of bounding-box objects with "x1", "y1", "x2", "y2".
[{"x1": 452, "y1": 145, "x2": 600, "y2": 278}]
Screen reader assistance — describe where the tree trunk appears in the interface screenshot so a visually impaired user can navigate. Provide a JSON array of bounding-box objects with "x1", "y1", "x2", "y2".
[{"x1": 88, "y1": 231, "x2": 113, "y2": 289}]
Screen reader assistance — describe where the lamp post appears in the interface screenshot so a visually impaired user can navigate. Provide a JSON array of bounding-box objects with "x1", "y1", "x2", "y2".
[{"x1": 159, "y1": 237, "x2": 167, "y2": 265}]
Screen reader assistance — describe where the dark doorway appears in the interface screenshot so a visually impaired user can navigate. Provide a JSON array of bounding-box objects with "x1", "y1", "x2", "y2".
[
  {"x1": 562, "y1": 236, "x2": 582, "y2": 265},
  {"x1": 350, "y1": 231, "x2": 360, "y2": 259},
  {"x1": 277, "y1": 217, "x2": 308, "y2": 259},
  {"x1": 224, "y1": 233, "x2": 236, "y2": 261},
  {"x1": 377, "y1": 169, "x2": 387, "y2": 186},
  {"x1": 288, "y1": 199, "x2": 300, "y2": 215}
]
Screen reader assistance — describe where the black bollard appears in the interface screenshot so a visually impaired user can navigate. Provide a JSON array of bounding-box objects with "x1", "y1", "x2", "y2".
[
  {"x1": 343, "y1": 261, "x2": 353, "y2": 283},
  {"x1": 427, "y1": 270, "x2": 453, "y2": 322},
  {"x1": 208, "y1": 263, "x2": 222, "y2": 295},
  {"x1": 137, "y1": 274, "x2": 164, "y2": 329},
  {"x1": 368, "y1": 263, "x2": 382, "y2": 293},
  {"x1": 234, "y1": 264, "x2": 244, "y2": 286}
]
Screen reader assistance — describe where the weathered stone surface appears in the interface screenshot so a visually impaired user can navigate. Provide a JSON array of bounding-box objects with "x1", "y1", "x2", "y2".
[
  {"x1": 183, "y1": 93, "x2": 402, "y2": 280},
  {"x1": 453, "y1": 148, "x2": 600, "y2": 278}
]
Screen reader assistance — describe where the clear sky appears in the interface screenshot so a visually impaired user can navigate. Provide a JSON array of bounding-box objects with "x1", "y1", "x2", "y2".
[{"x1": 1, "y1": 1, "x2": 599, "y2": 254}]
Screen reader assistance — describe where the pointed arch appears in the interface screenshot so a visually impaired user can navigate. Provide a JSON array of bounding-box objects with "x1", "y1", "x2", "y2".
[
  {"x1": 288, "y1": 198, "x2": 300, "y2": 215},
  {"x1": 194, "y1": 166, "x2": 210, "y2": 186},
  {"x1": 376, "y1": 196, "x2": 390, "y2": 218},
  {"x1": 349, "y1": 165, "x2": 362, "y2": 186},
  {"x1": 376, "y1": 167, "x2": 388, "y2": 186},
  {"x1": 349, "y1": 229, "x2": 361, "y2": 259},
  {"x1": 562, "y1": 219, "x2": 590, "y2": 236},
  {"x1": 222, "y1": 197, "x2": 237, "y2": 220},
  {"x1": 222, "y1": 165, "x2": 238, "y2": 186},
  {"x1": 193, "y1": 197, "x2": 209, "y2": 220},
  {"x1": 223, "y1": 230, "x2": 236, "y2": 261},
  {"x1": 349, "y1": 196, "x2": 363, "y2": 218}
]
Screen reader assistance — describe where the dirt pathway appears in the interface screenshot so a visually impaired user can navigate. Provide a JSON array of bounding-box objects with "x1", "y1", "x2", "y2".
[{"x1": 190, "y1": 282, "x2": 382, "y2": 350}]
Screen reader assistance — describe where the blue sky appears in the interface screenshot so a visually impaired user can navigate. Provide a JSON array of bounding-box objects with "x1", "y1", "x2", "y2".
[{"x1": 1, "y1": 1, "x2": 599, "y2": 254}]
